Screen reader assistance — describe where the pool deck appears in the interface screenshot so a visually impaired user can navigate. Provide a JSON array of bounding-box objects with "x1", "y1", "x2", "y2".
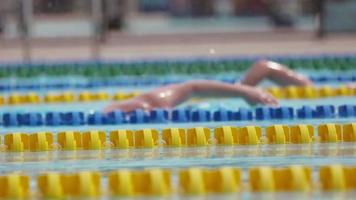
[{"x1": 1, "y1": 31, "x2": 356, "y2": 62}]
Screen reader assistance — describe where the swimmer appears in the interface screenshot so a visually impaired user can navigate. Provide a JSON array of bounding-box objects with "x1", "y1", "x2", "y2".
[{"x1": 103, "y1": 60, "x2": 314, "y2": 113}]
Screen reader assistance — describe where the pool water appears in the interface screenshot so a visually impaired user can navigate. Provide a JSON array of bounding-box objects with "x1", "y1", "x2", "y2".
[{"x1": 0, "y1": 58, "x2": 355, "y2": 198}]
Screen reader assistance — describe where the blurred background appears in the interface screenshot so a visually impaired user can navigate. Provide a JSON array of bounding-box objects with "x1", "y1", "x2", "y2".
[{"x1": 0, "y1": 0, "x2": 356, "y2": 62}]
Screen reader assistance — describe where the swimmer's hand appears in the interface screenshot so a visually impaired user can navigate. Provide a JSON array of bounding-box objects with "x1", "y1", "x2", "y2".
[
  {"x1": 240, "y1": 85, "x2": 279, "y2": 106},
  {"x1": 103, "y1": 99, "x2": 149, "y2": 113},
  {"x1": 103, "y1": 101, "x2": 130, "y2": 113},
  {"x1": 347, "y1": 82, "x2": 356, "y2": 89}
]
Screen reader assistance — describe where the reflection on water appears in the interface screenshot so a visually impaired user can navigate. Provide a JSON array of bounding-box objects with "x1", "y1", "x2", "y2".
[{"x1": 0, "y1": 142, "x2": 355, "y2": 173}]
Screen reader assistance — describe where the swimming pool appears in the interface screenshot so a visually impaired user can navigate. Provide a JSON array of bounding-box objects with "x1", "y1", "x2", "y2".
[{"x1": 0, "y1": 54, "x2": 355, "y2": 199}]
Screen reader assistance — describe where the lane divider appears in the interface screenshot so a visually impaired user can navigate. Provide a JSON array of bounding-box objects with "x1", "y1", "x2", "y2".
[
  {"x1": 0, "y1": 91, "x2": 140, "y2": 106},
  {"x1": 1, "y1": 54, "x2": 356, "y2": 78},
  {"x1": 0, "y1": 85, "x2": 355, "y2": 107},
  {"x1": 267, "y1": 85, "x2": 355, "y2": 99},
  {"x1": 0, "y1": 74, "x2": 355, "y2": 92},
  {"x1": 0, "y1": 123, "x2": 354, "y2": 152},
  {"x1": 2, "y1": 105, "x2": 355, "y2": 127},
  {"x1": 1, "y1": 165, "x2": 355, "y2": 198}
]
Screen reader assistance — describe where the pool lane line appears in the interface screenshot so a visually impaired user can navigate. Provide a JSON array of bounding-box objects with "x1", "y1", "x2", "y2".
[
  {"x1": 0, "y1": 164, "x2": 355, "y2": 198},
  {"x1": 1, "y1": 105, "x2": 355, "y2": 127},
  {"x1": 0, "y1": 123, "x2": 354, "y2": 152},
  {"x1": 0, "y1": 84, "x2": 355, "y2": 107},
  {"x1": 1, "y1": 53, "x2": 356, "y2": 78}
]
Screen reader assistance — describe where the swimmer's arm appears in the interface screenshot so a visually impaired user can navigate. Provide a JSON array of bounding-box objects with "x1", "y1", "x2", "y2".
[
  {"x1": 186, "y1": 80, "x2": 278, "y2": 105},
  {"x1": 103, "y1": 80, "x2": 279, "y2": 113},
  {"x1": 187, "y1": 80, "x2": 256, "y2": 97},
  {"x1": 242, "y1": 60, "x2": 313, "y2": 86}
]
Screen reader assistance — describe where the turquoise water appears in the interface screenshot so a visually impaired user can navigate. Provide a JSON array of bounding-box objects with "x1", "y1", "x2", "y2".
[
  {"x1": 0, "y1": 94, "x2": 355, "y2": 175},
  {"x1": 1, "y1": 93, "x2": 355, "y2": 172},
  {"x1": 0, "y1": 143, "x2": 354, "y2": 173},
  {"x1": 0, "y1": 69, "x2": 355, "y2": 199}
]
